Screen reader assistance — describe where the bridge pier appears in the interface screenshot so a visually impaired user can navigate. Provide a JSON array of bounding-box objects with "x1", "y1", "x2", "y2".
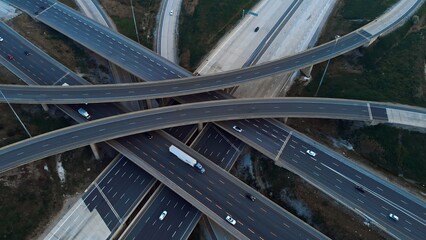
[
  {"x1": 364, "y1": 36, "x2": 379, "y2": 47},
  {"x1": 41, "y1": 104, "x2": 49, "y2": 111},
  {"x1": 90, "y1": 143, "x2": 101, "y2": 160},
  {"x1": 300, "y1": 66, "x2": 313, "y2": 80},
  {"x1": 198, "y1": 122, "x2": 203, "y2": 132}
]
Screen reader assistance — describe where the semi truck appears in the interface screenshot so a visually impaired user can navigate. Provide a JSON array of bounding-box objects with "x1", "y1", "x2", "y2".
[{"x1": 169, "y1": 145, "x2": 205, "y2": 173}]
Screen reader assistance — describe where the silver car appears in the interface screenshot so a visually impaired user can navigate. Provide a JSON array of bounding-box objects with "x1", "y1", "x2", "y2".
[{"x1": 226, "y1": 215, "x2": 236, "y2": 225}]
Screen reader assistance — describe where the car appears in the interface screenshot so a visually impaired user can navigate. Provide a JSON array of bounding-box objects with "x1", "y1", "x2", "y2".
[
  {"x1": 232, "y1": 125, "x2": 242, "y2": 133},
  {"x1": 0, "y1": 37, "x2": 3, "y2": 42},
  {"x1": 159, "y1": 210, "x2": 167, "y2": 221},
  {"x1": 78, "y1": 107, "x2": 91, "y2": 119},
  {"x1": 246, "y1": 194, "x2": 256, "y2": 202},
  {"x1": 7, "y1": 54, "x2": 14, "y2": 60},
  {"x1": 225, "y1": 215, "x2": 236, "y2": 225},
  {"x1": 169, "y1": 10, "x2": 173, "y2": 16},
  {"x1": 62, "y1": 83, "x2": 70, "y2": 86},
  {"x1": 24, "y1": 51, "x2": 31, "y2": 56},
  {"x1": 389, "y1": 213, "x2": 399, "y2": 221},
  {"x1": 254, "y1": 27, "x2": 259, "y2": 32},
  {"x1": 306, "y1": 150, "x2": 316, "y2": 157},
  {"x1": 145, "y1": 133, "x2": 153, "y2": 139},
  {"x1": 355, "y1": 185, "x2": 365, "y2": 193}
]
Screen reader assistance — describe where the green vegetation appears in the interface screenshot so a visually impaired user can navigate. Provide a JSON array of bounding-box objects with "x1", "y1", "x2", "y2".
[
  {"x1": 290, "y1": 1, "x2": 426, "y2": 183},
  {"x1": 58, "y1": 0, "x2": 78, "y2": 9},
  {"x1": 341, "y1": 0, "x2": 397, "y2": 19},
  {"x1": 318, "y1": 0, "x2": 398, "y2": 40},
  {"x1": 179, "y1": 0, "x2": 259, "y2": 71},
  {"x1": 112, "y1": 16, "x2": 138, "y2": 42},
  {"x1": 347, "y1": 124, "x2": 426, "y2": 183}
]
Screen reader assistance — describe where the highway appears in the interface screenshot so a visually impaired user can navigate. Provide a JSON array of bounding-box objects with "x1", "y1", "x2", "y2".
[
  {"x1": 0, "y1": 20, "x2": 327, "y2": 239},
  {"x1": 0, "y1": 97, "x2": 395, "y2": 172},
  {"x1": 0, "y1": 0, "x2": 424, "y2": 238},
  {"x1": 0, "y1": 97, "x2": 425, "y2": 239},
  {"x1": 121, "y1": 126, "x2": 243, "y2": 239},
  {"x1": 0, "y1": 0, "x2": 422, "y2": 103},
  {"x1": 0, "y1": 30, "x2": 369, "y2": 103}
]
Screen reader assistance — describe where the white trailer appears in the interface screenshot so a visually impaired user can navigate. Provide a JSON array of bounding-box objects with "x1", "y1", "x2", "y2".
[{"x1": 169, "y1": 145, "x2": 205, "y2": 173}]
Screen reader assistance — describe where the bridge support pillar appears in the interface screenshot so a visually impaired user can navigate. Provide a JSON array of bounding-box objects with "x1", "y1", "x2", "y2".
[
  {"x1": 198, "y1": 122, "x2": 203, "y2": 132},
  {"x1": 41, "y1": 104, "x2": 49, "y2": 111},
  {"x1": 90, "y1": 143, "x2": 101, "y2": 160},
  {"x1": 282, "y1": 117, "x2": 288, "y2": 123},
  {"x1": 146, "y1": 99, "x2": 153, "y2": 109},
  {"x1": 300, "y1": 66, "x2": 313, "y2": 80},
  {"x1": 364, "y1": 36, "x2": 378, "y2": 47}
]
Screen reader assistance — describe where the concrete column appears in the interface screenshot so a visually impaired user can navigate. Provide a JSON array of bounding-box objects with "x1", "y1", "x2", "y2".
[
  {"x1": 146, "y1": 99, "x2": 153, "y2": 109},
  {"x1": 282, "y1": 117, "x2": 288, "y2": 123},
  {"x1": 198, "y1": 122, "x2": 203, "y2": 132},
  {"x1": 300, "y1": 66, "x2": 313, "y2": 79},
  {"x1": 90, "y1": 143, "x2": 100, "y2": 160},
  {"x1": 41, "y1": 104, "x2": 49, "y2": 111}
]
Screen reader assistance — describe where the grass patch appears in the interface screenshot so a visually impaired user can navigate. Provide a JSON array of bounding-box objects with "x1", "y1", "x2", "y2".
[
  {"x1": 58, "y1": 0, "x2": 78, "y2": 9},
  {"x1": 112, "y1": 16, "x2": 138, "y2": 42},
  {"x1": 341, "y1": 0, "x2": 398, "y2": 19},
  {"x1": 348, "y1": 124, "x2": 426, "y2": 183},
  {"x1": 179, "y1": 0, "x2": 259, "y2": 71},
  {"x1": 318, "y1": 0, "x2": 399, "y2": 42}
]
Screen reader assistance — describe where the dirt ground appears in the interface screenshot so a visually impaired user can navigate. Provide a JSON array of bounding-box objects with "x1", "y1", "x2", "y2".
[{"x1": 0, "y1": 10, "x2": 112, "y2": 240}]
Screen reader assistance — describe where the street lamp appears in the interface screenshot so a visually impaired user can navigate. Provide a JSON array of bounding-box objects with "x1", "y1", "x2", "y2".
[{"x1": 314, "y1": 35, "x2": 341, "y2": 96}]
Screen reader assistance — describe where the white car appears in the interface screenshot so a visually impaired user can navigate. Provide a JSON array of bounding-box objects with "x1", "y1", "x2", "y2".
[
  {"x1": 0, "y1": 37, "x2": 3, "y2": 42},
  {"x1": 389, "y1": 213, "x2": 399, "y2": 221},
  {"x1": 226, "y1": 215, "x2": 236, "y2": 225},
  {"x1": 232, "y1": 125, "x2": 242, "y2": 133},
  {"x1": 306, "y1": 150, "x2": 316, "y2": 157},
  {"x1": 169, "y1": 10, "x2": 173, "y2": 16},
  {"x1": 159, "y1": 210, "x2": 167, "y2": 221},
  {"x1": 78, "y1": 107, "x2": 91, "y2": 119}
]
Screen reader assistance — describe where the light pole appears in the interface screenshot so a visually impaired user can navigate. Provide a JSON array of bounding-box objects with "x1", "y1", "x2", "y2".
[{"x1": 314, "y1": 35, "x2": 340, "y2": 97}]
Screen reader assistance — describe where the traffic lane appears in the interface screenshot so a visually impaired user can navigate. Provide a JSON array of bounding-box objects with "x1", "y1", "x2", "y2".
[
  {"x1": 124, "y1": 186, "x2": 200, "y2": 240},
  {"x1": 165, "y1": 124, "x2": 197, "y2": 143},
  {"x1": 0, "y1": 100, "x2": 378, "y2": 173},
  {"x1": 120, "y1": 135, "x2": 327, "y2": 240},
  {"x1": 96, "y1": 156, "x2": 156, "y2": 218},
  {"x1": 0, "y1": 22, "x2": 87, "y2": 86},
  {"x1": 39, "y1": 2, "x2": 189, "y2": 79},
  {"x1": 217, "y1": 119, "x2": 290, "y2": 155},
  {"x1": 0, "y1": 33, "x2": 65, "y2": 85},
  {"x1": 280, "y1": 145, "x2": 423, "y2": 240},
  {"x1": 83, "y1": 185, "x2": 121, "y2": 230},
  {"x1": 124, "y1": 125, "x2": 244, "y2": 240},
  {"x1": 193, "y1": 124, "x2": 243, "y2": 170},
  {"x1": 280, "y1": 136, "x2": 426, "y2": 239},
  {"x1": 284, "y1": 135, "x2": 426, "y2": 221},
  {"x1": 9, "y1": 1, "x2": 370, "y2": 96}
]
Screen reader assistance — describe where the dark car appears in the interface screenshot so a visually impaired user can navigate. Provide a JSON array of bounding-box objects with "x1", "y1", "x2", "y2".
[
  {"x1": 24, "y1": 51, "x2": 31, "y2": 56},
  {"x1": 254, "y1": 27, "x2": 259, "y2": 32},
  {"x1": 246, "y1": 194, "x2": 256, "y2": 202},
  {"x1": 145, "y1": 133, "x2": 153, "y2": 139},
  {"x1": 355, "y1": 185, "x2": 365, "y2": 193}
]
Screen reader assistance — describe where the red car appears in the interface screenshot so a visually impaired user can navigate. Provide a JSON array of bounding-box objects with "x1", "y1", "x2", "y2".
[{"x1": 7, "y1": 54, "x2": 14, "y2": 60}]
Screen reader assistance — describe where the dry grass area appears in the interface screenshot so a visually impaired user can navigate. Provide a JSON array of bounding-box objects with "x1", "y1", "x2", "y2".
[
  {"x1": 0, "y1": 12, "x2": 111, "y2": 240},
  {"x1": 10, "y1": 14, "x2": 79, "y2": 71},
  {"x1": 99, "y1": 0, "x2": 161, "y2": 49}
]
